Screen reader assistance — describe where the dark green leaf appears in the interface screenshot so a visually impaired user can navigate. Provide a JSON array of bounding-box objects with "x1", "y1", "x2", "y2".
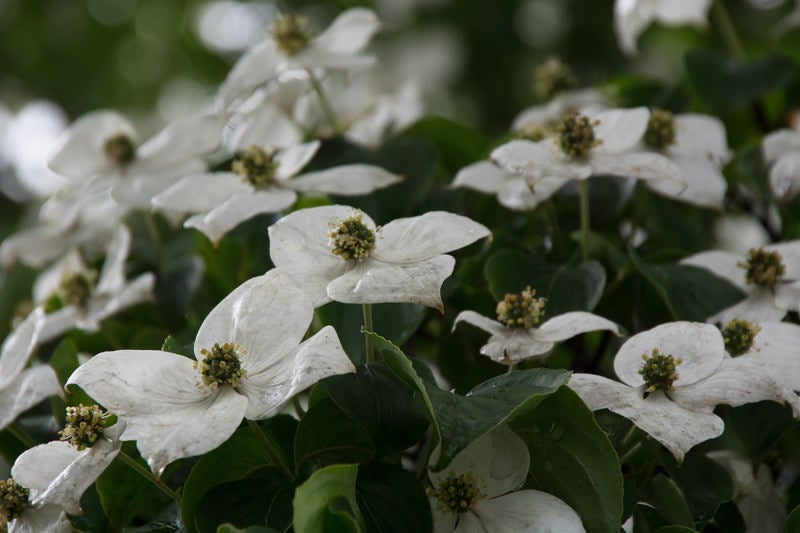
[
  {"x1": 672, "y1": 454, "x2": 734, "y2": 529},
  {"x1": 401, "y1": 116, "x2": 487, "y2": 173},
  {"x1": 293, "y1": 463, "x2": 364, "y2": 533},
  {"x1": 356, "y1": 463, "x2": 432, "y2": 533},
  {"x1": 195, "y1": 474, "x2": 290, "y2": 533},
  {"x1": 643, "y1": 474, "x2": 695, "y2": 528}
]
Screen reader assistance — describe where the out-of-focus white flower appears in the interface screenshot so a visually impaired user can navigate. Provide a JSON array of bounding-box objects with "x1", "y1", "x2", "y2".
[
  {"x1": 428, "y1": 424, "x2": 585, "y2": 532},
  {"x1": 0, "y1": 309, "x2": 62, "y2": 431},
  {"x1": 762, "y1": 125, "x2": 800, "y2": 200},
  {"x1": 152, "y1": 141, "x2": 400, "y2": 244},
  {"x1": 570, "y1": 322, "x2": 792, "y2": 462},
  {"x1": 31, "y1": 225, "x2": 155, "y2": 343},
  {"x1": 681, "y1": 241, "x2": 800, "y2": 323},
  {"x1": 48, "y1": 110, "x2": 221, "y2": 209},
  {"x1": 452, "y1": 286, "x2": 621, "y2": 364},
  {"x1": 512, "y1": 88, "x2": 609, "y2": 135},
  {"x1": 614, "y1": 0, "x2": 712, "y2": 55},
  {"x1": 269, "y1": 205, "x2": 491, "y2": 310},
  {"x1": 67, "y1": 269, "x2": 355, "y2": 475},
  {"x1": 713, "y1": 215, "x2": 770, "y2": 255}
]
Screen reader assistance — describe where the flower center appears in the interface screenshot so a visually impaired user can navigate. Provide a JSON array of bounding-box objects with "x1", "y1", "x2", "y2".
[
  {"x1": 233, "y1": 146, "x2": 279, "y2": 189},
  {"x1": 0, "y1": 478, "x2": 30, "y2": 526},
  {"x1": 556, "y1": 111, "x2": 599, "y2": 158},
  {"x1": 59, "y1": 404, "x2": 111, "y2": 451},
  {"x1": 738, "y1": 248, "x2": 785, "y2": 288},
  {"x1": 329, "y1": 213, "x2": 376, "y2": 261},
  {"x1": 532, "y1": 57, "x2": 576, "y2": 101},
  {"x1": 43, "y1": 269, "x2": 97, "y2": 313},
  {"x1": 644, "y1": 109, "x2": 676, "y2": 150},
  {"x1": 496, "y1": 286, "x2": 546, "y2": 329},
  {"x1": 516, "y1": 122, "x2": 550, "y2": 142},
  {"x1": 428, "y1": 471, "x2": 484, "y2": 515},
  {"x1": 271, "y1": 13, "x2": 311, "y2": 56},
  {"x1": 195, "y1": 342, "x2": 247, "y2": 389},
  {"x1": 639, "y1": 348, "x2": 682, "y2": 397},
  {"x1": 721, "y1": 319, "x2": 761, "y2": 357},
  {"x1": 104, "y1": 133, "x2": 136, "y2": 165}
]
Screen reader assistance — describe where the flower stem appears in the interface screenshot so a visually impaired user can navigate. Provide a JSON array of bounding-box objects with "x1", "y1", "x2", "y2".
[
  {"x1": 579, "y1": 179, "x2": 591, "y2": 261},
  {"x1": 307, "y1": 70, "x2": 340, "y2": 135},
  {"x1": 292, "y1": 396, "x2": 306, "y2": 418},
  {"x1": 118, "y1": 450, "x2": 181, "y2": 504},
  {"x1": 7, "y1": 423, "x2": 36, "y2": 448},
  {"x1": 712, "y1": 0, "x2": 746, "y2": 61},
  {"x1": 247, "y1": 419, "x2": 294, "y2": 480},
  {"x1": 363, "y1": 303, "x2": 375, "y2": 364}
]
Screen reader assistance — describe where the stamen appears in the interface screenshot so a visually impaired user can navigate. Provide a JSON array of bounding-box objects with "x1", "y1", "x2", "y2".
[
  {"x1": 427, "y1": 471, "x2": 484, "y2": 515},
  {"x1": 532, "y1": 57, "x2": 577, "y2": 101},
  {"x1": 738, "y1": 248, "x2": 785, "y2": 289},
  {"x1": 59, "y1": 404, "x2": 111, "y2": 451},
  {"x1": 104, "y1": 133, "x2": 136, "y2": 164},
  {"x1": 639, "y1": 348, "x2": 682, "y2": 397},
  {"x1": 233, "y1": 146, "x2": 279, "y2": 189},
  {"x1": 556, "y1": 111, "x2": 599, "y2": 158},
  {"x1": 44, "y1": 269, "x2": 97, "y2": 313},
  {"x1": 496, "y1": 286, "x2": 546, "y2": 329},
  {"x1": 329, "y1": 213, "x2": 376, "y2": 261},
  {"x1": 195, "y1": 343, "x2": 247, "y2": 389},
  {"x1": 271, "y1": 14, "x2": 311, "y2": 56},
  {"x1": 644, "y1": 109, "x2": 676, "y2": 150},
  {"x1": 0, "y1": 478, "x2": 30, "y2": 526},
  {"x1": 721, "y1": 319, "x2": 761, "y2": 357}
]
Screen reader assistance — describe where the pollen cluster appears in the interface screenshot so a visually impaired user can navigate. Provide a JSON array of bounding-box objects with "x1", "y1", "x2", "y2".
[
  {"x1": 496, "y1": 286, "x2": 546, "y2": 329},
  {"x1": 721, "y1": 319, "x2": 761, "y2": 357},
  {"x1": 104, "y1": 133, "x2": 136, "y2": 164},
  {"x1": 43, "y1": 269, "x2": 97, "y2": 313},
  {"x1": 428, "y1": 471, "x2": 484, "y2": 515},
  {"x1": 639, "y1": 348, "x2": 682, "y2": 397},
  {"x1": 233, "y1": 145, "x2": 279, "y2": 189},
  {"x1": 532, "y1": 57, "x2": 576, "y2": 101},
  {"x1": 196, "y1": 342, "x2": 247, "y2": 389},
  {"x1": 0, "y1": 478, "x2": 30, "y2": 526},
  {"x1": 644, "y1": 109, "x2": 676, "y2": 150},
  {"x1": 59, "y1": 404, "x2": 109, "y2": 451},
  {"x1": 739, "y1": 248, "x2": 785, "y2": 288},
  {"x1": 329, "y1": 213, "x2": 377, "y2": 260},
  {"x1": 556, "y1": 111, "x2": 599, "y2": 158},
  {"x1": 271, "y1": 14, "x2": 311, "y2": 56}
]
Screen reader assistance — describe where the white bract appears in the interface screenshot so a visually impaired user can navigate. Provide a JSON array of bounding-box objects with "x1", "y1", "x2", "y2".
[
  {"x1": 428, "y1": 424, "x2": 584, "y2": 532},
  {"x1": 217, "y1": 8, "x2": 381, "y2": 109},
  {"x1": 0, "y1": 309, "x2": 62, "y2": 431},
  {"x1": 268, "y1": 205, "x2": 491, "y2": 310},
  {"x1": 614, "y1": 0, "x2": 712, "y2": 54},
  {"x1": 569, "y1": 322, "x2": 791, "y2": 462},
  {"x1": 31, "y1": 225, "x2": 155, "y2": 344},
  {"x1": 152, "y1": 141, "x2": 401, "y2": 244},
  {"x1": 48, "y1": 110, "x2": 221, "y2": 209},
  {"x1": 681, "y1": 241, "x2": 800, "y2": 323},
  {"x1": 491, "y1": 107, "x2": 684, "y2": 192},
  {"x1": 762, "y1": 125, "x2": 800, "y2": 200},
  {"x1": 66, "y1": 269, "x2": 354, "y2": 475}
]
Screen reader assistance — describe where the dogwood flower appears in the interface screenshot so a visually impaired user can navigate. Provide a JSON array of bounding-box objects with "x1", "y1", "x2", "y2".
[
  {"x1": 452, "y1": 286, "x2": 621, "y2": 364},
  {"x1": 31, "y1": 225, "x2": 155, "y2": 344},
  {"x1": 491, "y1": 108, "x2": 684, "y2": 192},
  {"x1": 681, "y1": 241, "x2": 800, "y2": 323},
  {"x1": 48, "y1": 110, "x2": 221, "y2": 208},
  {"x1": 569, "y1": 322, "x2": 792, "y2": 462},
  {"x1": 151, "y1": 141, "x2": 401, "y2": 244},
  {"x1": 615, "y1": 0, "x2": 712, "y2": 55},
  {"x1": 217, "y1": 8, "x2": 381, "y2": 109},
  {"x1": 268, "y1": 205, "x2": 491, "y2": 310},
  {"x1": 0, "y1": 308, "x2": 61, "y2": 431},
  {"x1": 66, "y1": 269, "x2": 354, "y2": 475},
  {"x1": 762, "y1": 125, "x2": 800, "y2": 200},
  {"x1": 428, "y1": 424, "x2": 584, "y2": 532}
]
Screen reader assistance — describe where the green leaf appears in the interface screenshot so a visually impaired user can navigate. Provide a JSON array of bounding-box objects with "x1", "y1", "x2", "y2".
[
  {"x1": 294, "y1": 397, "x2": 375, "y2": 470},
  {"x1": 630, "y1": 253, "x2": 747, "y2": 321},
  {"x1": 643, "y1": 474, "x2": 695, "y2": 528},
  {"x1": 655, "y1": 527, "x2": 698, "y2": 533},
  {"x1": 485, "y1": 249, "x2": 606, "y2": 314},
  {"x1": 48, "y1": 337, "x2": 80, "y2": 385},
  {"x1": 182, "y1": 417, "x2": 298, "y2": 533},
  {"x1": 321, "y1": 362, "x2": 429, "y2": 456},
  {"x1": 161, "y1": 335, "x2": 194, "y2": 358},
  {"x1": 510, "y1": 387, "x2": 623, "y2": 533},
  {"x1": 356, "y1": 463, "x2": 432, "y2": 533},
  {"x1": 786, "y1": 504, "x2": 800, "y2": 532},
  {"x1": 672, "y1": 454, "x2": 734, "y2": 529},
  {"x1": 216, "y1": 524, "x2": 271, "y2": 533},
  {"x1": 428, "y1": 368, "x2": 570, "y2": 469},
  {"x1": 293, "y1": 464, "x2": 364, "y2": 533},
  {"x1": 401, "y1": 116, "x2": 487, "y2": 173},
  {"x1": 195, "y1": 474, "x2": 292, "y2": 533},
  {"x1": 685, "y1": 50, "x2": 797, "y2": 112}
]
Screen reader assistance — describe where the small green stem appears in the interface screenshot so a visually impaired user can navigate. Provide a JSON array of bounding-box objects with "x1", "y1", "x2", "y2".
[
  {"x1": 145, "y1": 212, "x2": 165, "y2": 259},
  {"x1": 118, "y1": 450, "x2": 181, "y2": 504},
  {"x1": 247, "y1": 419, "x2": 294, "y2": 480},
  {"x1": 7, "y1": 423, "x2": 36, "y2": 448},
  {"x1": 712, "y1": 0, "x2": 746, "y2": 61},
  {"x1": 308, "y1": 70, "x2": 340, "y2": 135},
  {"x1": 363, "y1": 303, "x2": 375, "y2": 364},
  {"x1": 618, "y1": 441, "x2": 643, "y2": 465},
  {"x1": 579, "y1": 179, "x2": 591, "y2": 261},
  {"x1": 292, "y1": 396, "x2": 306, "y2": 418},
  {"x1": 506, "y1": 363, "x2": 517, "y2": 374}
]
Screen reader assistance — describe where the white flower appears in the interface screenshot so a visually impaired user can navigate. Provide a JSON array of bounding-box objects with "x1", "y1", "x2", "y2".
[
  {"x1": 452, "y1": 160, "x2": 571, "y2": 211},
  {"x1": 511, "y1": 88, "x2": 609, "y2": 134},
  {"x1": 569, "y1": 322, "x2": 791, "y2": 463},
  {"x1": 491, "y1": 107, "x2": 684, "y2": 192},
  {"x1": 31, "y1": 225, "x2": 155, "y2": 344},
  {"x1": 66, "y1": 269, "x2": 354, "y2": 475},
  {"x1": 151, "y1": 141, "x2": 401, "y2": 244},
  {"x1": 712, "y1": 215, "x2": 770, "y2": 256},
  {"x1": 615, "y1": 0, "x2": 712, "y2": 55},
  {"x1": 680, "y1": 241, "x2": 800, "y2": 323},
  {"x1": 217, "y1": 8, "x2": 381, "y2": 109},
  {"x1": 452, "y1": 286, "x2": 621, "y2": 364},
  {"x1": 762, "y1": 125, "x2": 800, "y2": 200},
  {"x1": 268, "y1": 205, "x2": 491, "y2": 310},
  {"x1": 0, "y1": 309, "x2": 62, "y2": 431},
  {"x1": 428, "y1": 424, "x2": 584, "y2": 532},
  {"x1": 48, "y1": 110, "x2": 221, "y2": 208}
]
